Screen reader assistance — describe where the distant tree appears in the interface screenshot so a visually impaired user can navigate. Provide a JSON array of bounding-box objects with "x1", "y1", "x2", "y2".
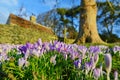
[
  {"x1": 100, "y1": 30, "x2": 120, "y2": 43},
  {"x1": 37, "y1": 9, "x2": 59, "y2": 34},
  {"x1": 40, "y1": 0, "x2": 118, "y2": 44},
  {"x1": 97, "y1": 1, "x2": 120, "y2": 38}
]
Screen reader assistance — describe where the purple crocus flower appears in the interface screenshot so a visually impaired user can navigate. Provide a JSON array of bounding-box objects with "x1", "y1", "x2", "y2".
[
  {"x1": 50, "y1": 55, "x2": 57, "y2": 65},
  {"x1": 19, "y1": 46, "x2": 27, "y2": 54},
  {"x1": 37, "y1": 38, "x2": 42, "y2": 46},
  {"x1": 49, "y1": 43, "x2": 55, "y2": 51},
  {"x1": 26, "y1": 42, "x2": 33, "y2": 49},
  {"x1": 85, "y1": 59, "x2": 93, "y2": 75},
  {"x1": 74, "y1": 58, "x2": 82, "y2": 68},
  {"x1": 54, "y1": 42, "x2": 63, "y2": 52},
  {"x1": 78, "y1": 46, "x2": 87, "y2": 54},
  {"x1": 113, "y1": 46, "x2": 120, "y2": 53},
  {"x1": 40, "y1": 48, "x2": 45, "y2": 55},
  {"x1": 93, "y1": 68, "x2": 101, "y2": 80},
  {"x1": 78, "y1": 46, "x2": 87, "y2": 59},
  {"x1": 54, "y1": 41, "x2": 60, "y2": 49},
  {"x1": 89, "y1": 46, "x2": 101, "y2": 54},
  {"x1": 61, "y1": 44, "x2": 69, "y2": 54},
  {"x1": 0, "y1": 53, "x2": 9, "y2": 62},
  {"x1": 18, "y1": 58, "x2": 29, "y2": 67},
  {"x1": 42, "y1": 42, "x2": 50, "y2": 51},
  {"x1": 33, "y1": 43, "x2": 39, "y2": 49},
  {"x1": 32, "y1": 49, "x2": 40, "y2": 57},
  {"x1": 114, "y1": 71, "x2": 118, "y2": 80},
  {"x1": 99, "y1": 45, "x2": 108, "y2": 53},
  {"x1": 70, "y1": 51, "x2": 80, "y2": 60}
]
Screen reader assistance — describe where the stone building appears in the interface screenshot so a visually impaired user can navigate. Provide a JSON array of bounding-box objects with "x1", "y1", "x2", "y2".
[{"x1": 6, "y1": 14, "x2": 54, "y2": 34}]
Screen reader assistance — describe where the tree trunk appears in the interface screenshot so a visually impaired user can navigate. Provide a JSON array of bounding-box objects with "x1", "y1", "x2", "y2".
[{"x1": 74, "y1": 0, "x2": 104, "y2": 44}]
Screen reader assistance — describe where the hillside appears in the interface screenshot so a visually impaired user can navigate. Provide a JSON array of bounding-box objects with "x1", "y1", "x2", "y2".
[{"x1": 0, "y1": 24, "x2": 57, "y2": 44}]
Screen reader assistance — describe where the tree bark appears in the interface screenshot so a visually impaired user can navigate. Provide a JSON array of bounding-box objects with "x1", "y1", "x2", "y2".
[{"x1": 74, "y1": 0, "x2": 104, "y2": 44}]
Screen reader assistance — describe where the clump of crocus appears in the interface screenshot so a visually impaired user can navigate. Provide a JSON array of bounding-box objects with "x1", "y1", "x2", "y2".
[
  {"x1": 104, "y1": 53, "x2": 112, "y2": 80},
  {"x1": 93, "y1": 68, "x2": 101, "y2": 80},
  {"x1": 114, "y1": 71, "x2": 118, "y2": 80},
  {"x1": 50, "y1": 55, "x2": 57, "y2": 65}
]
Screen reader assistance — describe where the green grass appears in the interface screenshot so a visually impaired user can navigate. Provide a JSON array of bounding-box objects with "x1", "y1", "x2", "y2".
[
  {"x1": 0, "y1": 24, "x2": 57, "y2": 44},
  {"x1": 65, "y1": 39, "x2": 120, "y2": 48}
]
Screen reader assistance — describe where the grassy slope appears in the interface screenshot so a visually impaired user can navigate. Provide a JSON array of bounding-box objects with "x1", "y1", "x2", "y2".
[
  {"x1": 0, "y1": 24, "x2": 119, "y2": 47},
  {"x1": 0, "y1": 24, "x2": 57, "y2": 44}
]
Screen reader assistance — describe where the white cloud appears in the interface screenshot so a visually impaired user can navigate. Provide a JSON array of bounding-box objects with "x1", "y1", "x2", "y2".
[{"x1": 0, "y1": 0, "x2": 18, "y2": 6}]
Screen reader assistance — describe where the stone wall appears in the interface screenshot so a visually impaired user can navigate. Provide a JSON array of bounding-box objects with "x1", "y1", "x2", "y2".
[{"x1": 7, "y1": 14, "x2": 54, "y2": 34}]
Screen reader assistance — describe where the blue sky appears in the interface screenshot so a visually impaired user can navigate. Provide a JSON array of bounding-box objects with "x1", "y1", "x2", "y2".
[
  {"x1": 0, "y1": 0, "x2": 79, "y2": 24},
  {"x1": 0, "y1": 0, "x2": 55, "y2": 23}
]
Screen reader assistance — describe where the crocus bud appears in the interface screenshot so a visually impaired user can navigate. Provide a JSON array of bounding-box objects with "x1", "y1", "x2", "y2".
[
  {"x1": 104, "y1": 53, "x2": 112, "y2": 80},
  {"x1": 93, "y1": 68, "x2": 101, "y2": 80},
  {"x1": 114, "y1": 71, "x2": 118, "y2": 80},
  {"x1": 18, "y1": 58, "x2": 28, "y2": 67},
  {"x1": 50, "y1": 55, "x2": 57, "y2": 65},
  {"x1": 93, "y1": 54, "x2": 99, "y2": 69}
]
